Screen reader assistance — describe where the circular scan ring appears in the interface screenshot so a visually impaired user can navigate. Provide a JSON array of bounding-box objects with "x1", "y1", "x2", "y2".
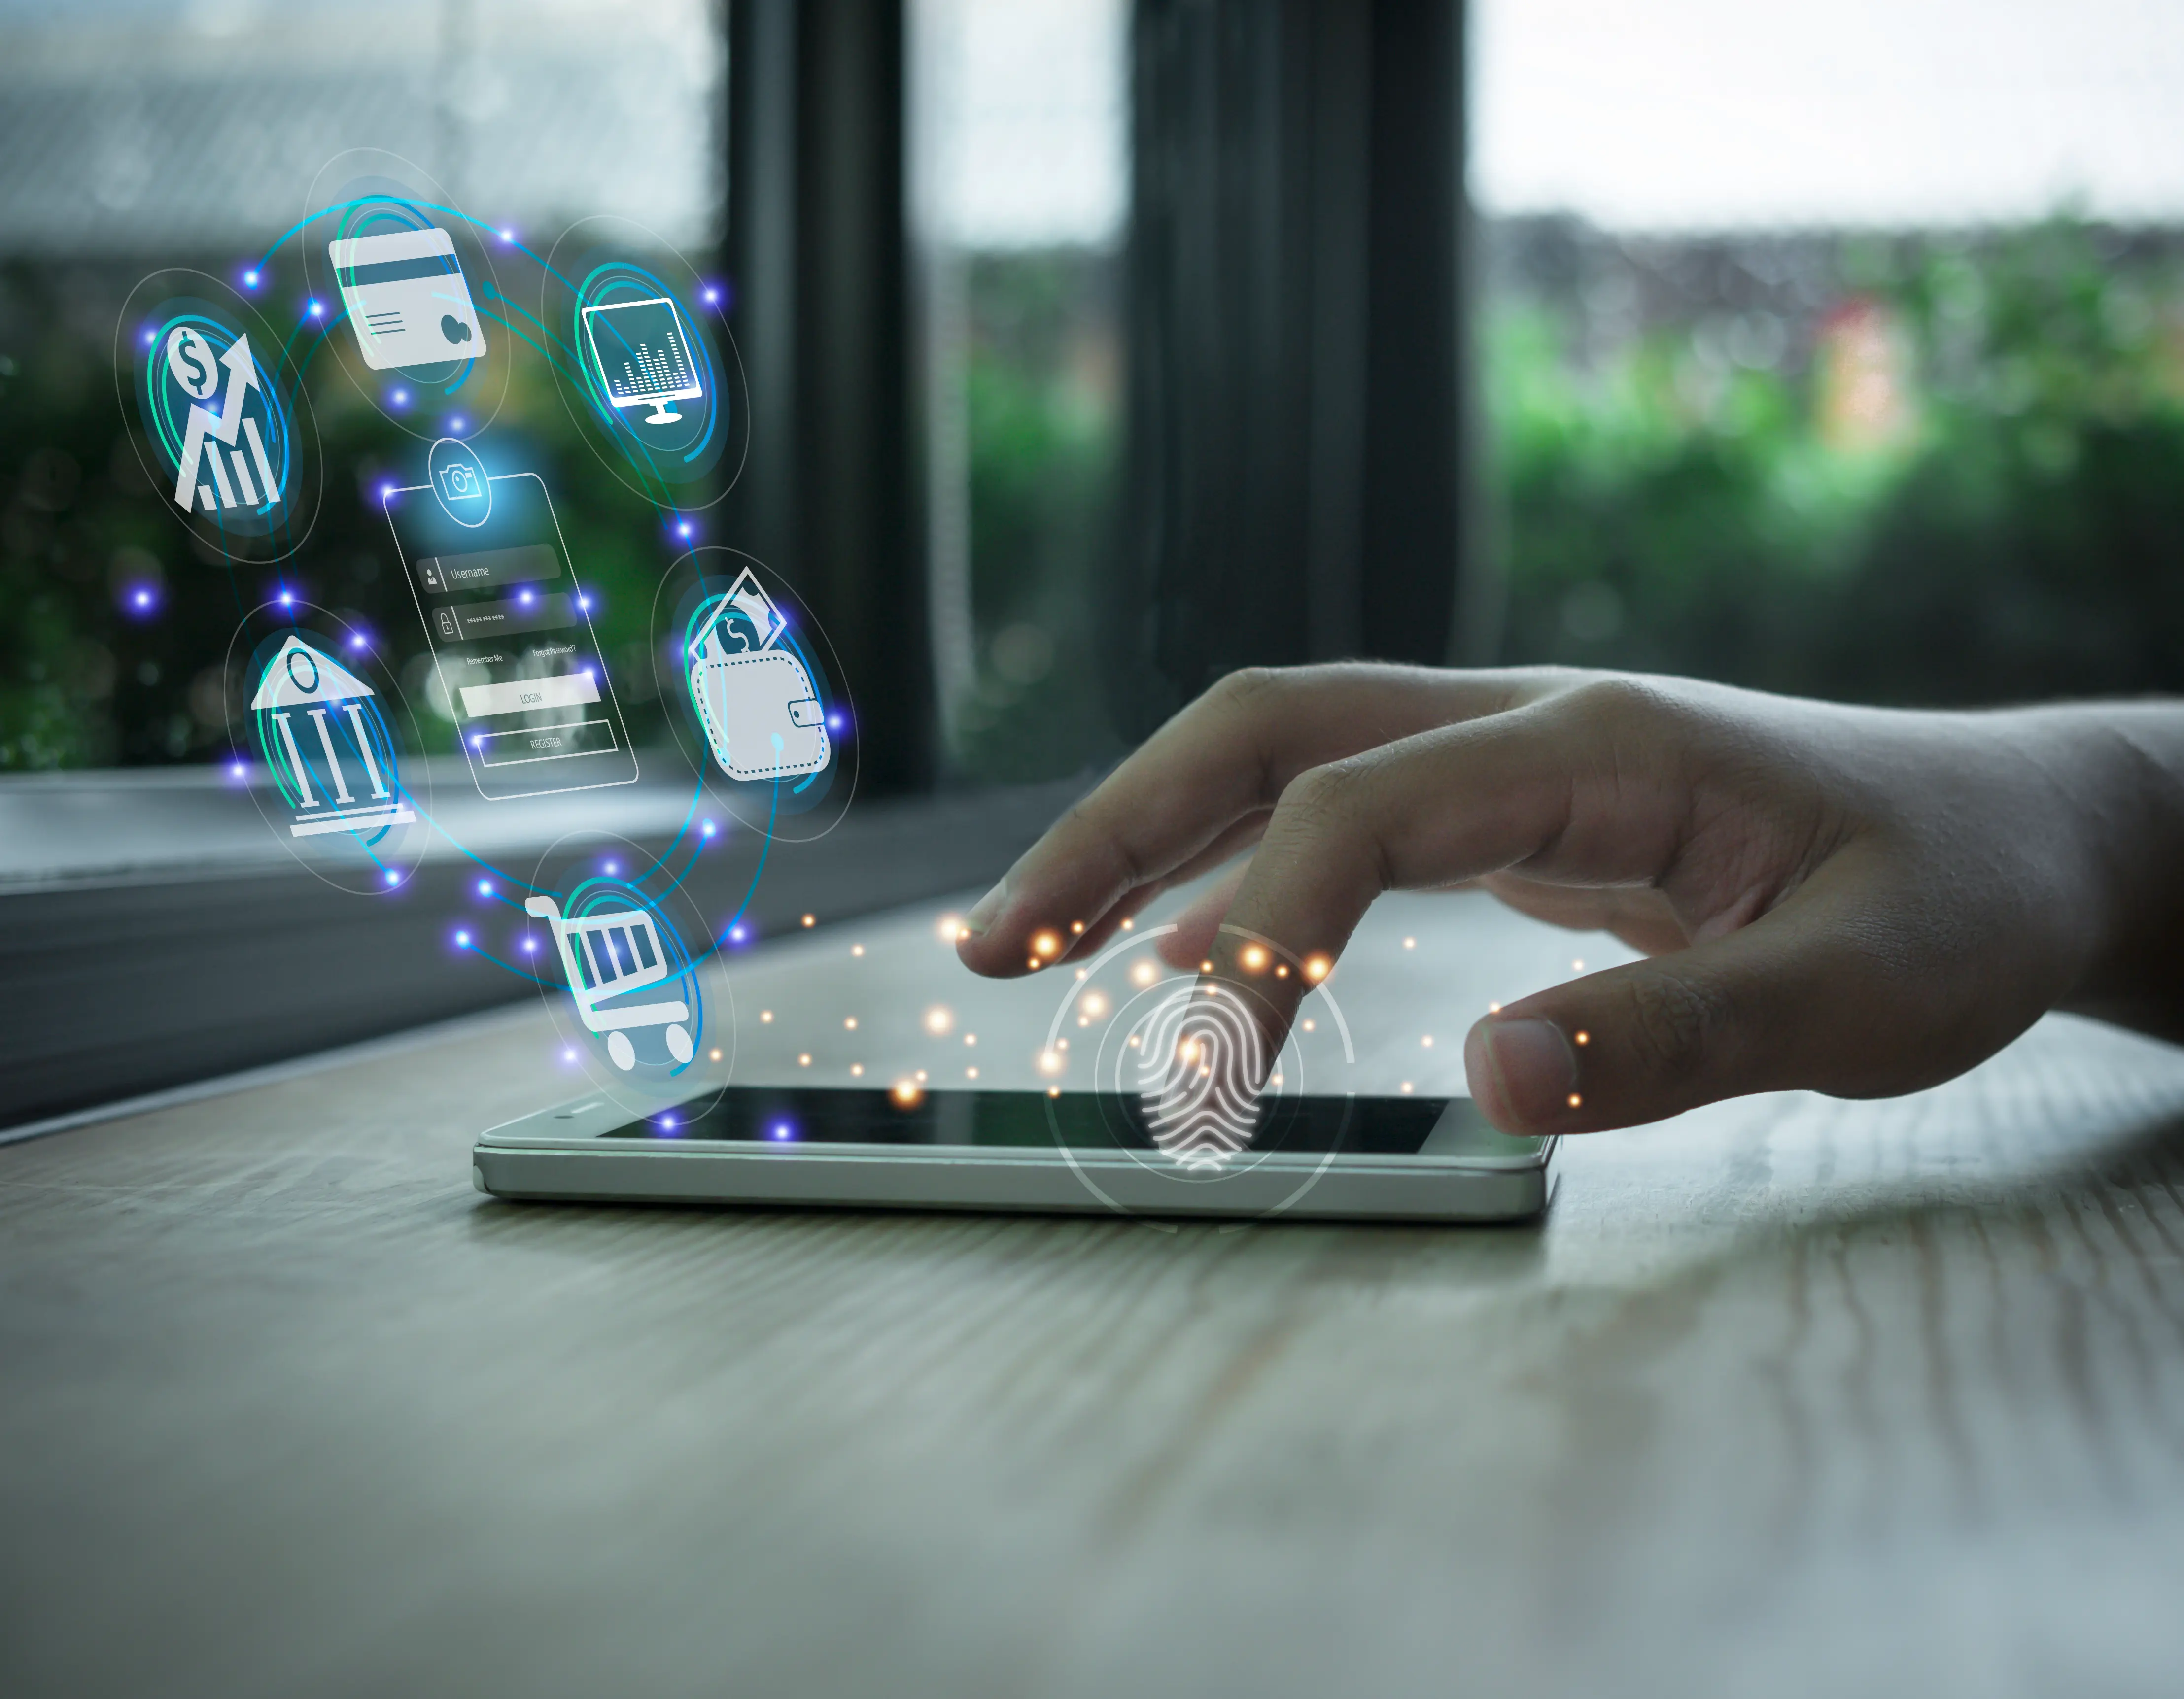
[
  {"x1": 1040, "y1": 923, "x2": 1359, "y2": 1221},
  {"x1": 298, "y1": 150, "x2": 511, "y2": 442},
  {"x1": 649, "y1": 547, "x2": 859, "y2": 841},
  {"x1": 116, "y1": 271, "x2": 323, "y2": 565},
  {"x1": 542, "y1": 216, "x2": 749, "y2": 510},
  {"x1": 522, "y1": 830, "x2": 736, "y2": 1122},
  {"x1": 222, "y1": 599, "x2": 433, "y2": 894}
]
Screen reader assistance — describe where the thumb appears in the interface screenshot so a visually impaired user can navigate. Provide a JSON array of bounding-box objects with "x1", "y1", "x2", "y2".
[{"x1": 1461, "y1": 879, "x2": 1950, "y2": 1134}]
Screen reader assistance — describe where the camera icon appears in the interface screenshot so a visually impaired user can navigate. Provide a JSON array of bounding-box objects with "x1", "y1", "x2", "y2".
[{"x1": 438, "y1": 462, "x2": 483, "y2": 502}]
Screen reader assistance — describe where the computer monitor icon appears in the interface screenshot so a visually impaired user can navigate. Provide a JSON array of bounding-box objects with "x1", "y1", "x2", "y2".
[{"x1": 579, "y1": 296, "x2": 703, "y2": 426}]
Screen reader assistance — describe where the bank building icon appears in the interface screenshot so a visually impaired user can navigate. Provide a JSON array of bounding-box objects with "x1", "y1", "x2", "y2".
[{"x1": 250, "y1": 636, "x2": 416, "y2": 838}]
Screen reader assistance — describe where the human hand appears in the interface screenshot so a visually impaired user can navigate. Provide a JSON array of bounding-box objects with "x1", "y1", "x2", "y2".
[{"x1": 955, "y1": 665, "x2": 2180, "y2": 1134}]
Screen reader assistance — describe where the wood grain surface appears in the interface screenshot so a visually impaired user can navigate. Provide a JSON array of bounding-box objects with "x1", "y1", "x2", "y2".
[{"x1": 7, "y1": 889, "x2": 2184, "y2": 1698}]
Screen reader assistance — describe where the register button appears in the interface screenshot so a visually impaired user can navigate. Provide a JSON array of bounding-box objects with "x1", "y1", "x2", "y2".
[{"x1": 473, "y1": 718, "x2": 620, "y2": 767}]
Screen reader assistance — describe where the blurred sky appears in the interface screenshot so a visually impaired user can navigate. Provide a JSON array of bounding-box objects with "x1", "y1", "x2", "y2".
[
  {"x1": 4, "y1": 0, "x2": 2183, "y2": 255},
  {"x1": 1473, "y1": 0, "x2": 2184, "y2": 229}
]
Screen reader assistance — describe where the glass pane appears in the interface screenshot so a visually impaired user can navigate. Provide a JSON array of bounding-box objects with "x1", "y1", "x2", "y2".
[
  {"x1": 1471, "y1": 0, "x2": 2184, "y2": 702},
  {"x1": 911, "y1": 0, "x2": 1130, "y2": 782},
  {"x1": 0, "y1": 0, "x2": 722, "y2": 771}
]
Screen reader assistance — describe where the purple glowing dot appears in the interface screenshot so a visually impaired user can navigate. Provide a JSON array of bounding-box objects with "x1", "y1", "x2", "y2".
[
  {"x1": 519, "y1": 590, "x2": 533, "y2": 605},
  {"x1": 729, "y1": 926, "x2": 746, "y2": 943},
  {"x1": 470, "y1": 735, "x2": 484, "y2": 748},
  {"x1": 348, "y1": 633, "x2": 367, "y2": 649},
  {"x1": 562, "y1": 1048, "x2": 577, "y2": 1063},
  {"x1": 455, "y1": 931, "x2": 471, "y2": 947},
  {"x1": 577, "y1": 596, "x2": 592, "y2": 611},
  {"x1": 500, "y1": 229, "x2": 515, "y2": 243},
  {"x1": 450, "y1": 417, "x2": 465, "y2": 433},
  {"x1": 384, "y1": 870, "x2": 400, "y2": 886},
  {"x1": 703, "y1": 288, "x2": 719, "y2": 304},
  {"x1": 604, "y1": 861, "x2": 619, "y2": 876},
  {"x1": 229, "y1": 762, "x2": 246, "y2": 779},
  {"x1": 132, "y1": 589, "x2": 151, "y2": 609},
  {"x1": 392, "y1": 389, "x2": 408, "y2": 406},
  {"x1": 771, "y1": 1122, "x2": 792, "y2": 1141},
  {"x1": 143, "y1": 329, "x2": 157, "y2": 347},
  {"x1": 243, "y1": 270, "x2": 260, "y2": 287},
  {"x1": 661, "y1": 1116, "x2": 678, "y2": 1130},
  {"x1": 477, "y1": 880, "x2": 491, "y2": 896},
  {"x1": 676, "y1": 523, "x2": 692, "y2": 538},
  {"x1": 700, "y1": 821, "x2": 715, "y2": 838},
  {"x1": 522, "y1": 937, "x2": 537, "y2": 952},
  {"x1": 308, "y1": 300, "x2": 322, "y2": 317},
  {"x1": 277, "y1": 592, "x2": 293, "y2": 606},
  {"x1": 827, "y1": 714, "x2": 842, "y2": 731},
  {"x1": 380, "y1": 484, "x2": 394, "y2": 501}
]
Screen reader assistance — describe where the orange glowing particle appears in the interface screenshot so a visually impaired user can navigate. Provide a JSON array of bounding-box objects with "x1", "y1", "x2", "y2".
[
  {"x1": 1240, "y1": 944, "x2": 1268, "y2": 972},
  {"x1": 1488, "y1": 1002, "x2": 1501, "y2": 1014},
  {"x1": 1567, "y1": 1092, "x2": 1583, "y2": 1108},
  {"x1": 915, "y1": 1069, "x2": 929, "y2": 1083},
  {"x1": 760, "y1": 1010, "x2": 774, "y2": 1023},
  {"x1": 797, "y1": 1053, "x2": 811, "y2": 1067},
  {"x1": 1031, "y1": 930, "x2": 1061, "y2": 958},
  {"x1": 709, "y1": 1048, "x2": 722, "y2": 1061},
  {"x1": 1037, "y1": 1048, "x2": 1065, "y2": 1075},
  {"x1": 1119, "y1": 917, "x2": 1134, "y2": 931},
  {"x1": 964, "y1": 1033, "x2": 977, "y2": 1047},
  {"x1": 936, "y1": 914, "x2": 964, "y2": 942},
  {"x1": 844, "y1": 1017, "x2": 858, "y2": 1030},
  {"x1": 924, "y1": 1005, "x2": 954, "y2": 1036},
  {"x1": 1199, "y1": 960, "x2": 1214, "y2": 974},
  {"x1": 1403, "y1": 936, "x2": 1416, "y2": 950},
  {"x1": 1131, "y1": 960, "x2": 1157, "y2": 986},
  {"x1": 1574, "y1": 1030, "x2": 1590, "y2": 1046},
  {"x1": 891, "y1": 1079, "x2": 923, "y2": 1107},
  {"x1": 1400, "y1": 1081, "x2": 1414, "y2": 1094},
  {"x1": 850, "y1": 1064, "x2": 865, "y2": 1077},
  {"x1": 1301, "y1": 1019, "x2": 1315, "y2": 1032},
  {"x1": 1027, "y1": 957, "x2": 1040, "y2": 970},
  {"x1": 966, "y1": 1066, "x2": 979, "y2": 1080},
  {"x1": 801, "y1": 913, "x2": 816, "y2": 928},
  {"x1": 1070, "y1": 920, "x2": 1085, "y2": 935},
  {"x1": 1421, "y1": 1035, "x2": 1434, "y2": 1048},
  {"x1": 851, "y1": 944, "x2": 865, "y2": 957},
  {"x1": 1048, "y1": 1086, "x2": 1062, "y2": 1097},
  {"x1": 1303, "y1": 955, "x2": 1331, "y2": 983},
  {"x1": 1275, "y1": 964, "x2": 1289, "y2": 978}
]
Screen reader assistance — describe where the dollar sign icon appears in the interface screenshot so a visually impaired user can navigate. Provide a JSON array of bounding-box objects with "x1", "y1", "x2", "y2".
[{"x1": 165, "y1": 326, "x2": 220, "y2": 401}]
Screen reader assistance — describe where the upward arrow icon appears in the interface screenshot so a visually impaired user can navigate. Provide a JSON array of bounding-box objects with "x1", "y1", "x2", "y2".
[{"x1": 172, "y1": 333, "x2": 282, "y2": 514}]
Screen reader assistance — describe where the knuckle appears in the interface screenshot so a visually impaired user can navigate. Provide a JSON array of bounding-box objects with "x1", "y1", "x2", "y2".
[
  {"x1": 1562, "y1": 675, "x2": 1679, "y2": 732},
  {"x1": 1207, "y1": 665, "x2": 1284, "y2": 713},
  {"x1": 1619, "y1": 971, "x2": 1724, "y2": 1087},
  {"x1": 1276, "y1": 759, "x2": 1365, "y2": 829}
]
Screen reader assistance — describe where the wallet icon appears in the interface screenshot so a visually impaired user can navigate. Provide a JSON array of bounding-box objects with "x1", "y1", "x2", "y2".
[{"x1": 686, "y1": 576, "x2": 830, "y2": 783}]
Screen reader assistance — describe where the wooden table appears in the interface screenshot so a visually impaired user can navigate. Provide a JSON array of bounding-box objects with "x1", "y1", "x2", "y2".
[{"x1": 8, "y1": 889, "x2": 2184, "y2": 1697}]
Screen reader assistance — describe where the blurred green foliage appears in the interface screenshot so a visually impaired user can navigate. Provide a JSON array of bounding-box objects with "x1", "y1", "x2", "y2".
[
  {"x1": 0, "y1": 253, "x2": 690, "y2": 771},
  {"x1": 1492, "y1": 217, "x2": 2184, "y2": 704},
  {"x1": 950, "y1": 250, "x2": 1124, "y2": 782},
  {"x1": 9, "y1": 219, "x2": 2182, "y2": 776}
]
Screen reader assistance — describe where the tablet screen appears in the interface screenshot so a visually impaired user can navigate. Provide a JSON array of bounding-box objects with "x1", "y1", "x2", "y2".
[{"x1": 591, "y1": 1087, "x2": 1476, "y2": 1156}]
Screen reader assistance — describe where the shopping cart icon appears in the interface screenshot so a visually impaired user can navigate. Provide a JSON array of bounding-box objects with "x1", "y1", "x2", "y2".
[{"x1": 525, "y1": 895, "x2": 696, "y2": 1071}]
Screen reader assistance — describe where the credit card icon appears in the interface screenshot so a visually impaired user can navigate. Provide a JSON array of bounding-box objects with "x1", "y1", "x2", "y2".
[{"x1": 328, "y1": 227, "x2": 487, "y2": 372}]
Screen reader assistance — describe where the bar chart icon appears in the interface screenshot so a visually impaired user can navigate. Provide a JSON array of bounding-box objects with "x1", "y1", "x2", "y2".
[{"x1": 580, "y1": 296, "x2": 703, "y2": 426}]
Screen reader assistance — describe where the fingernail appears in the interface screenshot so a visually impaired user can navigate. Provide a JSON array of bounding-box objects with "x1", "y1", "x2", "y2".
[
  {"x1": 962, "y1": 877, "x2": 1010, "y2": 937},
  {"x1": 1464, "y1": 1017, "x2": 1576, "y2": 1132}
]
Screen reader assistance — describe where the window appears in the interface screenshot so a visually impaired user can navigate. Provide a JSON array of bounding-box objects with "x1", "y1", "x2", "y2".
[
  {"x1": 911, "y1": 0, "x2": 1130, "y2": 782},
  {"x1": 0, "y1": 0, "x2": 723, "y2": 770},
  {"x1": 1472, "y1": 0, "x2": 2184, "y2": 702}
]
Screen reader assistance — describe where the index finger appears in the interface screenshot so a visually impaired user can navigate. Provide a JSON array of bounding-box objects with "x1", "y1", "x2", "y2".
[{"x1": 953, "y1": 664, "x2": 1543, "y2": 977}]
